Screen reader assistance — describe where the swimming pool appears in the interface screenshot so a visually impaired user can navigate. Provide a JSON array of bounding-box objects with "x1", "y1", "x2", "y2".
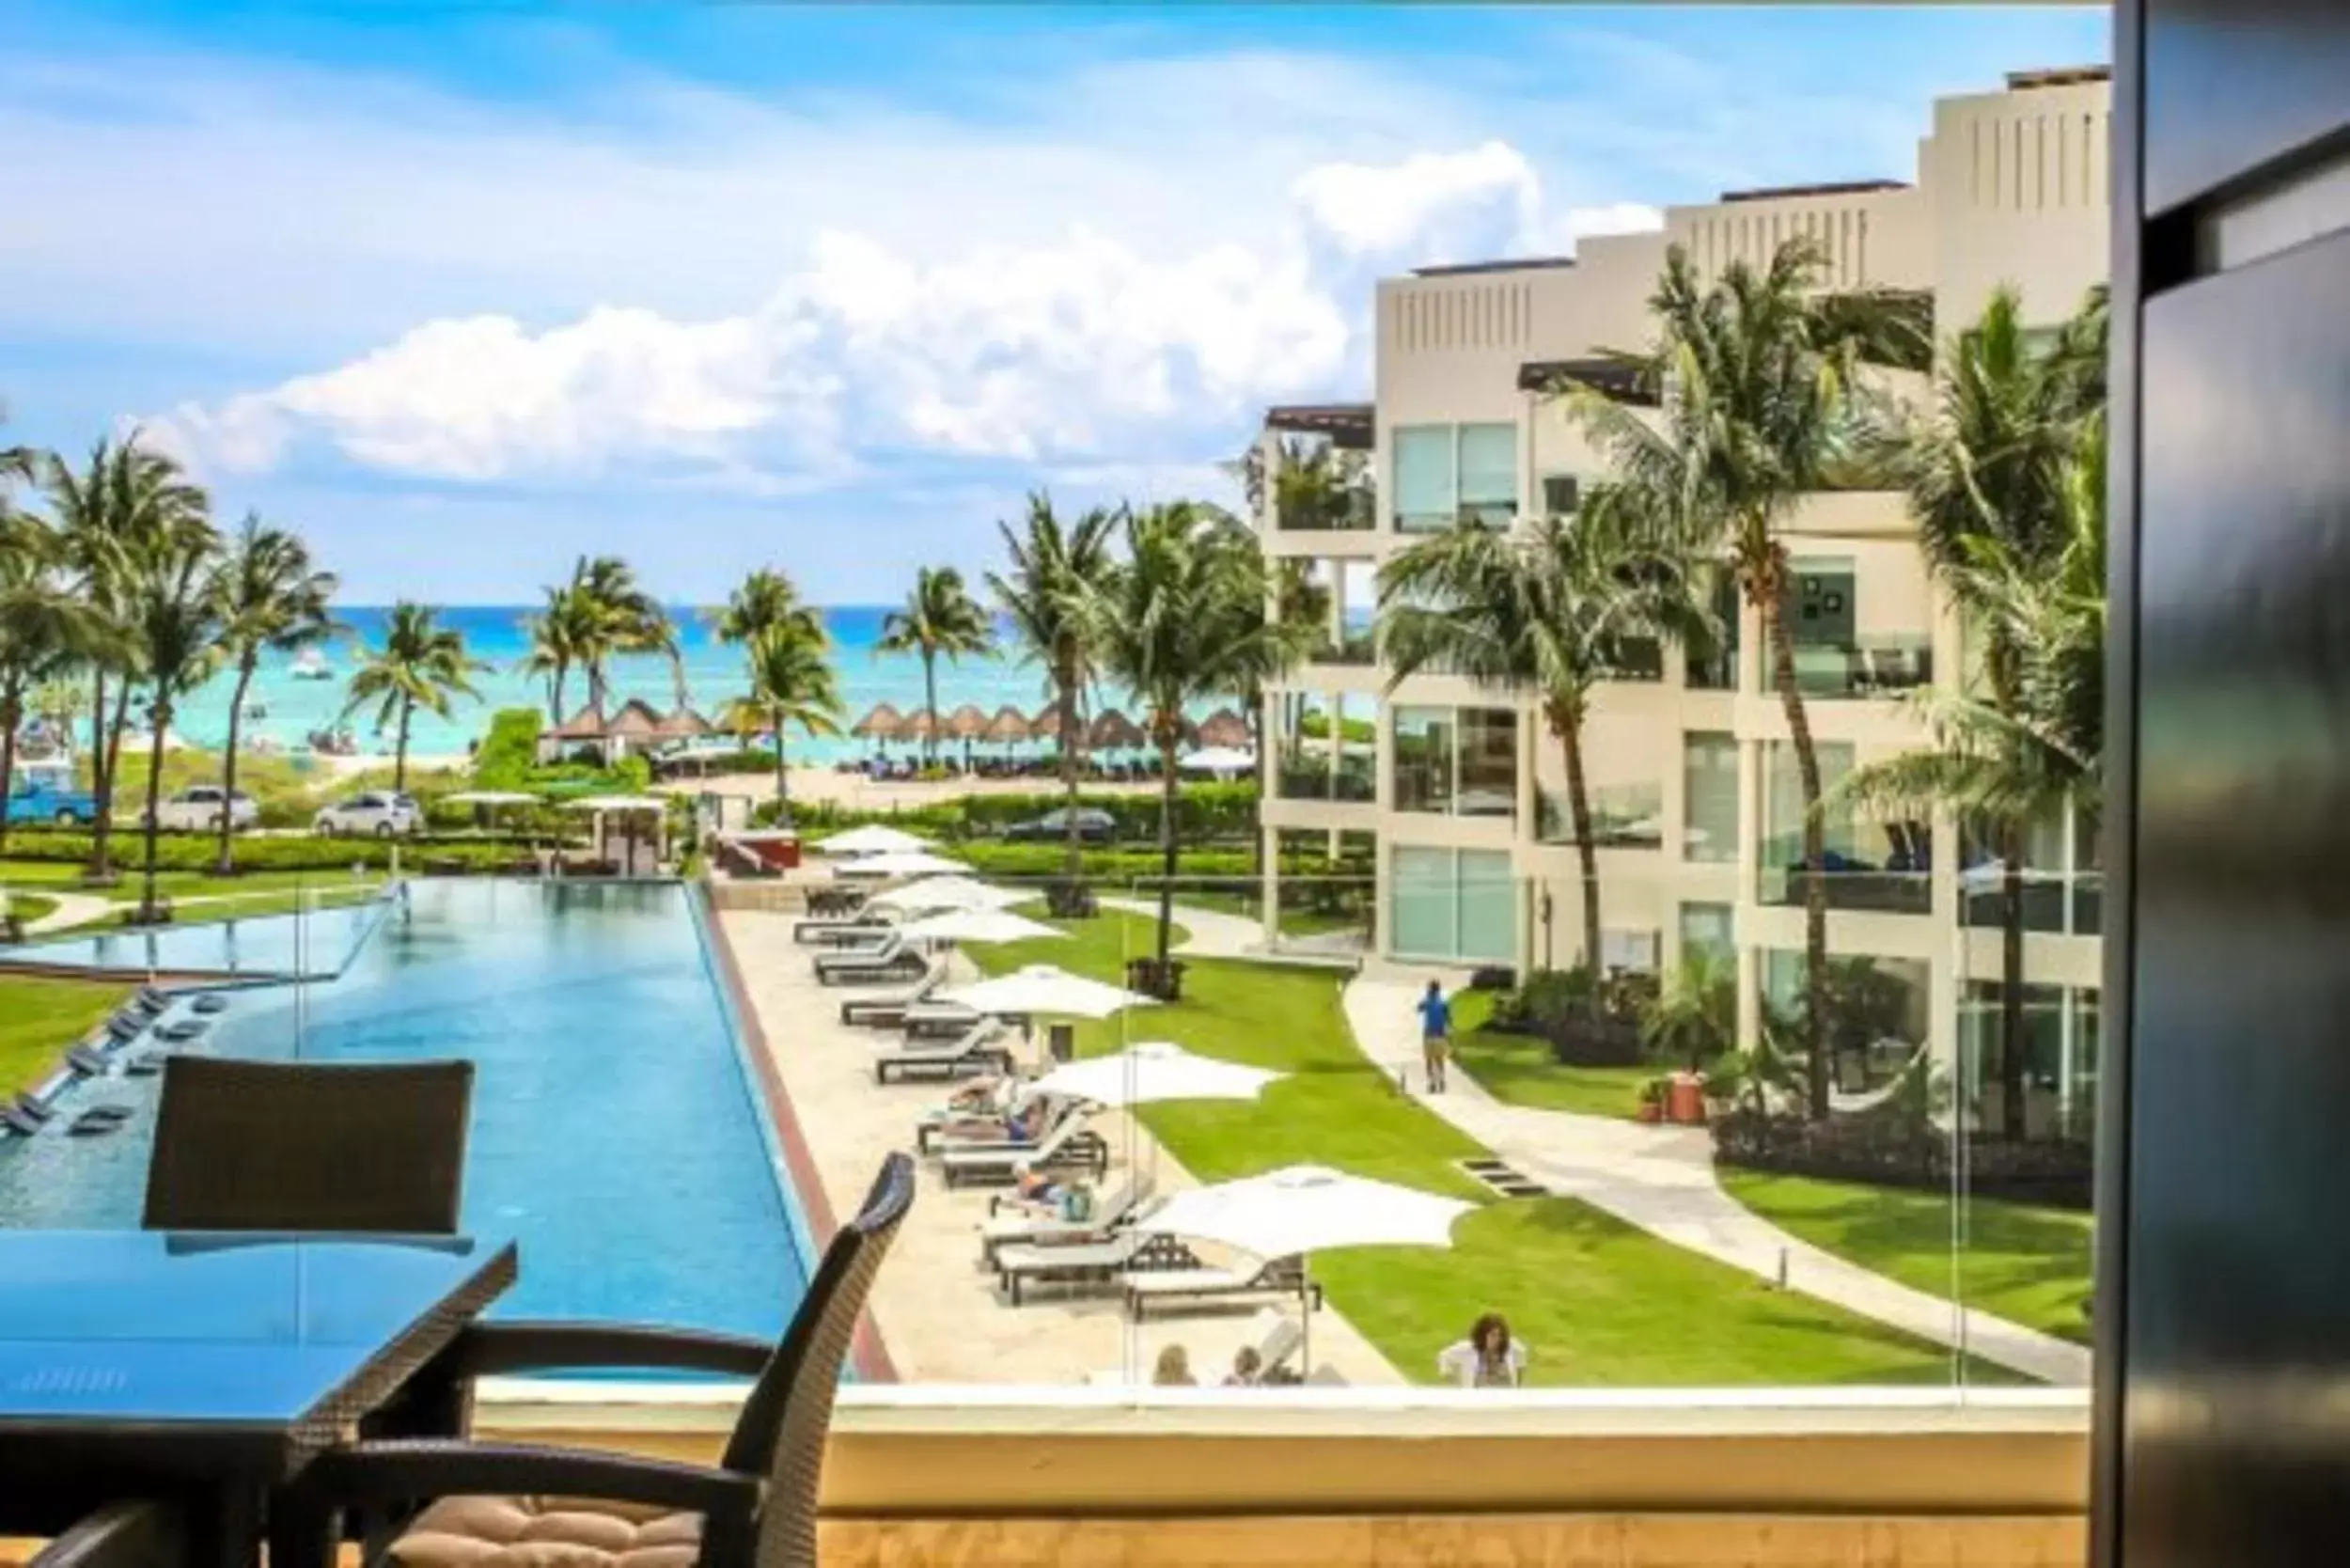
[
  {"x1": 4, "y1": 898, "x2": 385, "y2": 978},
  {"x1": 0, "y1": 880, "x2": 811, "y2": 1343}
]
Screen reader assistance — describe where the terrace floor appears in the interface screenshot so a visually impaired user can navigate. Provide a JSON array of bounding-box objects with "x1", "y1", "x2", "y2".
[{"x1": 719, "y1": 907, "x2": 1402, "y2": 1387}]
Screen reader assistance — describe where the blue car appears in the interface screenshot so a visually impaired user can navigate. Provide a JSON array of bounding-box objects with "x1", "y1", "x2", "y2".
[{"x1": 4, "y1": 776, "x2": 99, "y2": 827}]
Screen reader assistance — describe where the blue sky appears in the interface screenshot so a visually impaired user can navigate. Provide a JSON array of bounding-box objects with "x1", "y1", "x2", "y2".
[{"x1": 1, "y1": 3, "x2": 2108, "y2": 604}]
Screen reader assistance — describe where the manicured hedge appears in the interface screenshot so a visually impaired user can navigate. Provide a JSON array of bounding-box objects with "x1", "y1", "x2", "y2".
[
  {"x1": 759, "y1": 782, "x2": 1260, "y2": 845},
  {"x1": 0, "y1": 829, "x2": 536, "y2": 874}
]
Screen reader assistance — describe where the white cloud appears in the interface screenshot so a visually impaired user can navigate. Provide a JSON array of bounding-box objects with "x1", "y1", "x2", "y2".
[{"x1": 1291, "y1": 141, "x2": 1542, "y2": 259}]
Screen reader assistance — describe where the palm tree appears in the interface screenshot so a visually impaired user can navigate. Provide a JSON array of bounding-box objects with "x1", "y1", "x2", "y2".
[
  {"x1": 519, "y1": 583, "x2": 593, "y2": 724},
  {"x1": 877, "y1": 566, "x2": 994, "y2": 769},
  {"x1": 212, "y1": 514, "x2": 339, "y2": 872},
  {"x1": 0, "y1": 512, "x2": 104, "y2": 854},
  {"x1": 1568, "y1": 237, "x2": 1905, "y2": 1120},
  {"x1": 1851, "y1": 285, "x2": 2108, "y2": 1136},
  {"x1": 122, "y1": 510, "x2": 227, "y2": 921},
  {"x1": 720, "y1": 619, "x2": 842, "y2": 826},
  {"x1": 986, "y1": 494, "x2": 1119, "y2": 887},
  {"x1": 713, "y1": 567, "x2": 821, "y2": 648},
  {"x1": 1641, "y1": 949, "x2": 1738, "y2": 1074},
  {"x1": 341, "y1": 603, "x2": 485, "y2": 792},
  {"x1": 1089, "y1": 503, "x2": 1293, "y2": 980},
  {"x1": 45, "y1": 434, "x2": 206, "y2": 881},
  {"x1": 1838, "y1": 413, "x2": 2107, "y2": 1136},
  {"x1": 571, "y1": 556, "x2": 682, "y2": 716},
  {"x1": 1378, "y1": 492, "x2": 1717, "y2": 1000}
]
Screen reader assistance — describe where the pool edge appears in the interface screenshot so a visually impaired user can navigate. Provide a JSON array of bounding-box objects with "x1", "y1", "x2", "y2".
[{"x1": 689, "y1": 877, "x2": 898, "y2": 1383}]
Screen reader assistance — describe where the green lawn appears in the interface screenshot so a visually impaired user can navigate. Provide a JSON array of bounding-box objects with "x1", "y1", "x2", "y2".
[
  {"x1": 974, "y1": 910, "x2": 2006, "y2": 1386},
  {"x1": 1165, "y1": 887, "x2": 1368, "y2": 940},
  {"x1": 1720, "y1": 1169, "x2": 2096, "y2": 1346},
  {"x1": 1445, "y1": 991, "x2": 1651, "y2": 1121},
  {"x1": 0, "y1": 976, "x2": 134, "y2": 1098},
  {"x1": 2, "y1": 893, "x2": 58, "y2": 931}
]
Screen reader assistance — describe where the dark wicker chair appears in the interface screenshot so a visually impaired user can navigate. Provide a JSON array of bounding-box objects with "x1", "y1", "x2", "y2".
[
  {"x1": 143, "y1": 1058, "x2": 475, "y2": 1234},
  {"x1": 274, "y1": 1152, "x2": 915, "y2": 1568},
  {"x1": 27, "y1": 1501, "x2": 188, "y2": 1568}
]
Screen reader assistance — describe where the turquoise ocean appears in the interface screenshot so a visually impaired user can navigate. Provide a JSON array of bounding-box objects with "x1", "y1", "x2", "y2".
[{"x1": 168, "y1": 606, "x2": 1073, "y2": 765}]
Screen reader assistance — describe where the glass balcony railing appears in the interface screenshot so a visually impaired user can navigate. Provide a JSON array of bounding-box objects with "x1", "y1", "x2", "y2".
[
  {"x1": 1787, "y1": 636, "x2": 1935, "y2": 700},
  {"x1": 1759, "y1": 832, "x2": 1935, "y2": 915},
  {"x1": 1536, "y1": 787, "x2": 1665, "y2": 848},
  {"x1": 1276, "y1": 760, "x2": 1376, "y2": 803},
  {"x1": 1277, "y1": 487, "x2": 1376, "y2": 532}
]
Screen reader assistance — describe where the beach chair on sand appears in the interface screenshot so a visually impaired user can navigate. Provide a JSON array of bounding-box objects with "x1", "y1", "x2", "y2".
[
  {"x1": 938, "y1": 1110, "x2": 1108, "y2": 1189},
  {"x1": 978, "y1": 1175, "x2": 1155, "y2": 1264},
  {"x1": 916, "y1": 1088, "x2": 1050, "y2": 1156},
  {"x1": 993, "y1": 1229, "x2": 1197, "y2": 1306},
  {"x1": 839, "y1": 959, "x2": 947, "y2": 1027},
  {"x1": 816, "y1": 933, "x2": 926, "y2": 986},
  {"x1": 1122, "y1": 1256, "x2": 1323, "y2": 1321},
  {"x1": 874, "y1": 1020, "x2": 1015, "y2": 1085}
]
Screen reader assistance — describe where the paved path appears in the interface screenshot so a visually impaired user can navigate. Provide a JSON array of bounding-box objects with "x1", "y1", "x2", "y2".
[
  {"x1": 19, "y1": 893, "x2": 113, "y2": 935},
  {"x1": 1097, "y1": 896, "x2": 1267, "y2": 960},
  {"x1": 1341, "y1": 968, "x2": 2093, "y2": 1387}
]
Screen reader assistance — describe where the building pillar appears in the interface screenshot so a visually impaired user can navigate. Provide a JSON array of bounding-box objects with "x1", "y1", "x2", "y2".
[{"x1": 1260, "y1": 822, "x2": 1279, "y2": 951}]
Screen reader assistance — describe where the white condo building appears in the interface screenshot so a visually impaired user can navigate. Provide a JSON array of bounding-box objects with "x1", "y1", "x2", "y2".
[{"x1": 1252, "y1": 66, "x2": 2112, "y2": 1137}]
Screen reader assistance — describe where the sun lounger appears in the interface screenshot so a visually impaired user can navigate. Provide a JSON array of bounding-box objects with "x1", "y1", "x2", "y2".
[
  {"x1": 1306, "y1": 1363, "x2": 1349, "y2": 1386},
  {"x1": 1122, "y1": 1256, "x2": 1323, "y2": 1320},
  {"x1": 875, "y1": 1021, "x2": 1016, "y2": 1086},
  {"x1": 939, "y1": 1111, "x2": 1108, "y2": 1188},
  {"x1": 816, "y1": 933, "x2": 925, "y2": 985},
  {"x1": 839, "y1": 960, "x2": 947, "y2": 1027},
  {"x1": 793, "y1": 912, "x2": 892, "y2": 947},
  {"x1": 994, "y1": 1230, "x2": 1198, "y2": 1305},
  {"x1": 978, "y1": 1177, "x2": 1156, "y2": 1264},
  {"x1": 66, "y1": 1044, "x2": 111, "y2": 1077},
  {"x1": 916, "y1": 1093, "x2": 1051, "y2": 1156},
  {"x1": 899, "y1": 1000, "x2": 992, "y2": 1039},
  {"x1": 9, "y1": 1092, "x2": 56, "y2": 1125}
]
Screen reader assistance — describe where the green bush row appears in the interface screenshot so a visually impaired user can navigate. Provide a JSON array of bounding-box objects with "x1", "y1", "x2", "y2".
[
  {"x1": 0, "y1": 829, "x2": 536, "y2": 874},
  {"x1": 757, "y1": 781, "x2": 1261, "y2": 844}
]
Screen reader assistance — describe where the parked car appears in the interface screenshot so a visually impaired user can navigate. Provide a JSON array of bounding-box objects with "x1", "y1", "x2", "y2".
[
  {"x1": 313, "y1": 791, "x2": 424, "y2": 838},
  {"x1": 146, "y1": 785, "x2": 258, "y2": 833},
  {"x1": 3, "y1": 775, "x2": 99, "y2": 827},
  {"x1": 1003, "y1": 807, "x2": 1117, "y2": 843}
]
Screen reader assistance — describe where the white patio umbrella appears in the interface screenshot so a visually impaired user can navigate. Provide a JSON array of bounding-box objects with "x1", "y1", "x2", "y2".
[
  {"x1": 817, "y1": 824, "x2": 933, "y2": 856},
  {"x1": 1178, "y1": 745, "x2": 1258, "y2": 778},
  {"x1": 1031, "y1": 1041, "x2": 1279, "y2": 1108},
  {"x1": 892, "y1": 907, "x2": 1064, "y2": 946},
  {"x1": 936, "y1": 964, "x2": 1156, "y2": 1020},
  {"x1": 1135, "y1": 1165, "x2": 1472, "y2": 1369},
  {"x1": 870, "y1": 876, "x2": 1027, "y2": 914},
  {"x1": 838, "y1": 848, "x2": 969, "y2": 878}
]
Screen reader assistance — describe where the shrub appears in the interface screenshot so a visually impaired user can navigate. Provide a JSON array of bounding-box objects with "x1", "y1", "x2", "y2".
[
  {"x1": 471, "y1": 709, "x2": 542, "y2": 791},
  {"x1": 757, "y1": 782, "x2": 1260, "y2": 846},
  {"x1": 1710, "y1": 1105, "x2": 2093, "y2": 1211},
  {"x1": 1488, "y1": 964, "x2": 1648, "y2": 1067},
  {"x1": 0, "y1": 828, "x2": 549, "y2": 875}
]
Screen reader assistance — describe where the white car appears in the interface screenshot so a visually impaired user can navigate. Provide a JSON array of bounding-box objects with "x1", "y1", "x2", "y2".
[
  {"x1": 313, "y1": 791, "x2": 424, "y2": 838},
  {"x1": 149, "y1": 785, "x2": 258, "y2": 833}
]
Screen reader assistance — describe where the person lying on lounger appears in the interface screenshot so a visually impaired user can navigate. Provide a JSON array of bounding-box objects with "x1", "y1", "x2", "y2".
[{"x1": 1008, "y1": 1165, "x2": 1094, "y2": 1219}]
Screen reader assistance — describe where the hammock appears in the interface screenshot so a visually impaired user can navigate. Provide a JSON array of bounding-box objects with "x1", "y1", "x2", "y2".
[{"x1": 1828, "y1": 1038, "x2": 1933, "y2": 1115}]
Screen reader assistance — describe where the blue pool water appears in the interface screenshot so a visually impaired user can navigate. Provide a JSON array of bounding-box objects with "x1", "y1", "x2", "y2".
[
  {"x1": 0, "y1": 880, "x2": 809, "y2": 1343},
  {"x1": 8, "y1": 900, "x2": 385, "y2": 978}
]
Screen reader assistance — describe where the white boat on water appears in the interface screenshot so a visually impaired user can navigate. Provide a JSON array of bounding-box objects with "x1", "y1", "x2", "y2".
[{"x1": 290, "y1": 649, "x2": 334, "y2": 681}]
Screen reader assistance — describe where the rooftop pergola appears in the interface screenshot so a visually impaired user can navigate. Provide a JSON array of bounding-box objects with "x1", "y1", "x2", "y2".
[{"x1": 1263, "y1": 402, "x2": 1375, "y2": 452}]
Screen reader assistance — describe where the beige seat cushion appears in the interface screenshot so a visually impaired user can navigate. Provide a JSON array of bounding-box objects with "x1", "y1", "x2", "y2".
[{"x1": 388, "y1": 1495, "x2": 703, "y2": 1568}]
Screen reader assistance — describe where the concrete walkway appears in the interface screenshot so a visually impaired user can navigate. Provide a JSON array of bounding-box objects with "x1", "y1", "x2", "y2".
[
  {"x1": 1341, "y1": 968, "x2": 2093, "y2": 1387},
  {"x1": 18, "y1": 892, "x2": 113, "y2": 935},
  {"x1": 1097, "y1": 896, "x2": 1266, "y2": 960}
]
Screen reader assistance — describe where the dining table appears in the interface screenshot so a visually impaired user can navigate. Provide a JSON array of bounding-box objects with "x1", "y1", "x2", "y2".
[{"x1": 0, "y1": 1229, "x2": 516, "y2": 1568}]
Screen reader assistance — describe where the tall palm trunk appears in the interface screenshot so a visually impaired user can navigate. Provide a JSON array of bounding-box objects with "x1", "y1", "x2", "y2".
[
  {"x1": 923, "y1": 652, "x2": 943, "y2": 769},
  {"x1": 0, "y1": 685, "x2": 21, "y2": 856},
  {"x1": 772, "y1": 705, "x2": 792, "y2": 825},
  {"x1": 137, "y1": 697, "x2": 172, "y2": 921},
  {"x1": 1553, "y1": 702, "x2": 1605, "y2": 1017},
  {"x1": 1056, "y1": 646, "x2": 1083, "y2": 886},
  {"x1": 393, "y1": 696, "x2": 413, "y2": 793},
  {"x1": 549, "y1": 663, "x2": 568, "y2": 724},
  {"x1": 1155, "y1": 727, "x2": 1181, "y2": 972},
  {"x1": 1764, "y1": 594, "x2": 1831, "y2": 1122},
  {"x1": 86, "y1": 667, "x2": 112, "y2": 878},
  {"x1": 216, "y1": 654, "x2": 257, "y2": 874}
]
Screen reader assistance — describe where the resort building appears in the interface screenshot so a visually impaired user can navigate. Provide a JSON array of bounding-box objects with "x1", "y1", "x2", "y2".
[{"x1": 1254, "y1": 66, "x2": 2112, "y2": 1136}]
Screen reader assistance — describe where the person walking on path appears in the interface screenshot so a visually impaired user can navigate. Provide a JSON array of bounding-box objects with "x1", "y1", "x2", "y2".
[{"x1": 1416, "y1": 979, "x2": 1453, "y2": 1093}]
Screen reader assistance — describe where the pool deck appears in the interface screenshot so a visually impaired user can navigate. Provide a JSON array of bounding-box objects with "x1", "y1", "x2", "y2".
[{"x1": 717, "y1": 907, "x2": 1401, "y2": 1388}]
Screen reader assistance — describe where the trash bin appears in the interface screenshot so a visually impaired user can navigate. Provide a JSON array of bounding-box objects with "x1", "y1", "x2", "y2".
[{"x1": 1048, "y1": 1023, "x2": 1076, "y2": 1065}]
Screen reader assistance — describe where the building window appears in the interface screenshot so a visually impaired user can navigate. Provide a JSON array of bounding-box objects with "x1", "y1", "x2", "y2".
[
  {"x1": 1683, "y1": 731, "x2": 1739, "y2": 864},
  {"x1": 1759, "y1": 740, "x2": 1932, "y2": 915},
  {"x1": 1392, "y1": 706, "x2": 1454, "y2": 813},
  {"x1": 1774, "y1": 551, "x2": 1934, "y2": 699},
  {"x1": 1687, "y1": 572, "x2": 1740, "y2": 691},
  {"x1": 1962, "y1": 981, "x2": 2099, "y2": 1141},
  {"x1": 1679, "y1": 902, "x2": 1734, "y2": 963},
  {"x1": 1394, "y1": 705, "x2": 1517, "y2": 821},
  {"x1": 1390, "y1": 846, "x2": 1516, "y2": 963},
  {"x1": 1763, "y1": 949, "x2": 1931, "y2": 1092},
  {"x1": 1393, "y1": 422, "x2": 1519, "y2": 532},
  {"x1": 1602, "y1": 928, "x2": 1661, "y2": 973},
  {"x1": 1540, "y1": 474, "x2": 1581, "y2": 516}
]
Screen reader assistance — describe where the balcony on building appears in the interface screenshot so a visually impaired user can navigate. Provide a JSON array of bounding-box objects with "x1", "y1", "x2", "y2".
[
  {"x1": 1261, "y1": 404, "x2": 1377, "y2": 535},
  {"x1": 1759, "y1": 739, "x2": 1934, "y2": 916},
  {"x1": 1271, "y1": 691, "x2": 1377, "y2": 805},
  {"x1": 1775, "y1": 543, "x2": 1935, "y2": 701},
  {"x1": 1393, "y1": 704, "x2": 1518, "y2": 823}
]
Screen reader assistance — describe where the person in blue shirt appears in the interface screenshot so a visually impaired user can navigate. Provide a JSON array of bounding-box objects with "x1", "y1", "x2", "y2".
[{"x1": 1416, "y1": 980, "x2": 1452, "y2": 1093}]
